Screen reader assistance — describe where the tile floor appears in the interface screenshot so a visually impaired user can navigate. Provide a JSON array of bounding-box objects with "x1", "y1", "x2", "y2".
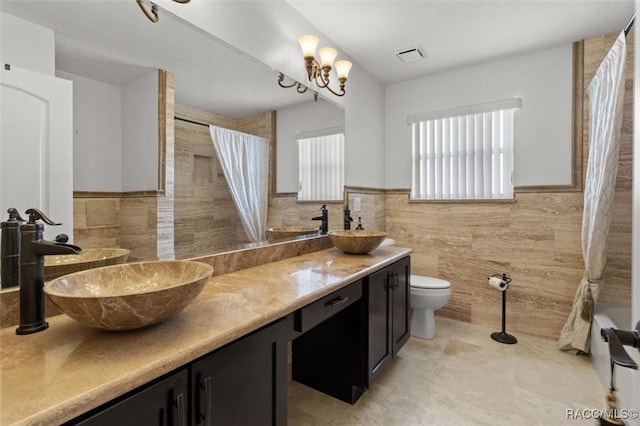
[{"x1": 288, "y1": 318, "x2": 605, "y2": 425}]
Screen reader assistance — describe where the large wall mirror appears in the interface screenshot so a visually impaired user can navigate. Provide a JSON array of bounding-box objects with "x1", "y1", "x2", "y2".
[{"x1": 1, "y1": 1, "x2": 344, "y2": 263}]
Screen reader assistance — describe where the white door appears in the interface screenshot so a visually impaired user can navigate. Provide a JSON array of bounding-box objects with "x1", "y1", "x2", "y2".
[{"x1": 0, "y1": 64, "x2": 73, "y2": 240}]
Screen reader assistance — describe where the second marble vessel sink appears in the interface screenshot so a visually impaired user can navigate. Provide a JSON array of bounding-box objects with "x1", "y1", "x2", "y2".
[
  {"x1": 45, "y1": 260, "x2": 214, "y2": 331},
  {"x1": 266, "y1": 227, "x2": 318, "y2": 240},
  {"x1": 45, "y1": 248, "x2": 130, "y2": 280},
  {"x1": 328, "y1": 230, "x2": 388, "y2": 254}
]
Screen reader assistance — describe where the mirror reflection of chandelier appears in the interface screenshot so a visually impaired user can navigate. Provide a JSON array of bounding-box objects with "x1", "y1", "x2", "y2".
[
  {"x1": 136, "y1": 0, "x2": 190, "y2": 23},
  {"x1": 278, "y1": 35, "x2": 353, "y2": 97}
]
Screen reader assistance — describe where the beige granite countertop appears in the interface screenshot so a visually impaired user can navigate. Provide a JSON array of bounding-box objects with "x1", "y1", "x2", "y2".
[{"x1": 0, "y1": 246, "x2": 411, "y2": 426}]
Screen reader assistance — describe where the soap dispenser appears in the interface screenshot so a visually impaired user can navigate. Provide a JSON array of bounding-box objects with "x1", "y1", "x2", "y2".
[
  {"x1": 1, "y1": 208, "x2": 25, "y2": 289},
  {"x1": 355, "y1": 217, "x2": 364, "y2": 230}
]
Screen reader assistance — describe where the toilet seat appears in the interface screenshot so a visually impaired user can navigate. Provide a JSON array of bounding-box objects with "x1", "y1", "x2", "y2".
[{"x1": 410, "y1": 275, "x2": 450, "y2": 289}]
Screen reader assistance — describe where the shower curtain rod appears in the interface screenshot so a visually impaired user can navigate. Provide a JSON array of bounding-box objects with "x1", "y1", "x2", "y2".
[
  {"x1": 624, "y1": 12, "x2": 636, "y2": 37},
  {"x1": 175, "y1": 116, "x2": 210, "y2": 127}
]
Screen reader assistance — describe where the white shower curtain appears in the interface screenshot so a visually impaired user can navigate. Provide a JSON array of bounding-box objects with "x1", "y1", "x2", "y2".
[
  {"x1": 209, "y1": 125, "x2": 269, "y2": 243},
  {"x1": 558, "y1": 32, "x2": 627, "y2": 353}
]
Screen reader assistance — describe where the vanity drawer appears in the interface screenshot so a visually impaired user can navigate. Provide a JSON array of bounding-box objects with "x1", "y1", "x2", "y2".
[{"x1": 294, "y1": 280, "x2": 362, "y2": 333}]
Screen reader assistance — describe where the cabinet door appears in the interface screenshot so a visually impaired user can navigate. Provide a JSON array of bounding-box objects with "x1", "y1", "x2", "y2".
[
  {"x1": 71, "y1": 369, "x2": 188, "y2": 426},
  {"x1": 191, "y1": 317, "x2": 289, "y2": 426},
  {"x1": 391, "y1": 257, "x2": 411, "y2": 356},
  {"x1": 367, "y1": 266, "x2": 392, "y2": 385}
]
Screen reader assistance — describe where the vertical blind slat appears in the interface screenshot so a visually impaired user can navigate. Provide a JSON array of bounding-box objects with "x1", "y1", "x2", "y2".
[
  {"x1": 466, "y1": 116, "x2": 475, "y2": 199},
  {"x1": 450, "y1": 118, "x2": 458, "y2": 199},
  {"x1": 482, "y1": 113, "x2": 492, "y2": 199},
  {"x1": 411, "y1": 122, "x2": 424, "y2": 198},
  {"x1": 427, "y1": 121, "x2": 435, "y2": 199},
  {"x1": 442, "y1": 118, "x2": 450, "y2": 199}
]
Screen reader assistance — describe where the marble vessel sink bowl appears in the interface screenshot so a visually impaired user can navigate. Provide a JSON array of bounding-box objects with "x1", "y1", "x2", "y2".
[
  {"x1": 266, "y1": 227, "x2": 318, "y2": 241},
  {"x1": 44, "y1": 260, "x2": 214, "y2": 331},
  {"x1": 45, "y1": 248, "x2": 130, "y2": 281},
  {"x1": 328, "y1": 230, "x2": 388, "y2": 254}
]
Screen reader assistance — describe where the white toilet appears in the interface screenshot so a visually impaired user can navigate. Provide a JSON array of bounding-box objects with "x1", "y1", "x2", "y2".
[
  {"x1": 410, "y1": 274, "x2": 451, "y2": 339},
  {"x1": 379, "y1": 239, "x2": 451, "y2": 339}
]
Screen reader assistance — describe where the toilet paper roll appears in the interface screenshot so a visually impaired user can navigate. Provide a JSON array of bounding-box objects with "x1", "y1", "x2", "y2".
[{"x1": 488, "y1": 276, "x2": 508, "y2": 291}]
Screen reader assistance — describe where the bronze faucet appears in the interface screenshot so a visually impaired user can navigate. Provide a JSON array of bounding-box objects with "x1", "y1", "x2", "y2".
[
  {"x1": 312, "y1": 205, "x2": 329, "y2": 235},
  {"x1": 16, "y1": 208, "x2": 81, "y2": 335}
]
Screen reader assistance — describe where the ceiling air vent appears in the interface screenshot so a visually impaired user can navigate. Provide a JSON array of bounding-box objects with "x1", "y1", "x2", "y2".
[{"x1": 395, "y1": 46, "x2": 425, "y2": 63}]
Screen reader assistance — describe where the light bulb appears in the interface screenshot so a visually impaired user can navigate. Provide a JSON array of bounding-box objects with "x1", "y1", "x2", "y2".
[
  {"x1": 319, "y1": 47, "x2": 338, "y2": 68},
  {"x1": 298, "y1": 35, "x2": 319, "y2": 58},
  {"x1": 334, "y1": 60, "x2": 352, "y2": 80}
]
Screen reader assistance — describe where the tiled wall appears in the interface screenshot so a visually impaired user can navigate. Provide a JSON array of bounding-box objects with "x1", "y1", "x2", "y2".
[
  {"x1": 265, "y1": 188, "x2": 385, "y2": 233},
  {"x1": 73, "y1": 196, "x2": 121, "y2": 248},
  {"x1": 74, "y1": 194, "x2": 164, "y2": 262},
  {"x1": 384, "y1": 31, "x2": 634, "y2": 340},
  {"x1": 267, "y1": 196, "x2": 345, "y2": 233},
  {"x1": 344, "y1": 187, "x2": 386, "y2": 231}
]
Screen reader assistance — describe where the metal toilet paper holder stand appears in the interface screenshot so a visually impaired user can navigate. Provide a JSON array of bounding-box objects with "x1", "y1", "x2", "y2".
[{"x1": 488, "y1": 273, "x2": 517, "y2": 344}]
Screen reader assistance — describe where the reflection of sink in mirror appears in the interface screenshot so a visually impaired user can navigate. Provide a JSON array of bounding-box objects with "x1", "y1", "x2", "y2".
[
  {"x1": 44, "y1": 248, "x2": 130, "y2": 281},
  {"x1": 266, "y1": 227, "x2": 319, "y2": 241},
  {"x1": 45, "y1": 260, "x2": 213, "y2": 331}
]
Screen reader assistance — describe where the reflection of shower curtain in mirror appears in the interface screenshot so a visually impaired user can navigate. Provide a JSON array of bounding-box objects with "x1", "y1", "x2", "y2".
[{"x1": 209, "y1": 126, "x2": 269, "y2": 242}]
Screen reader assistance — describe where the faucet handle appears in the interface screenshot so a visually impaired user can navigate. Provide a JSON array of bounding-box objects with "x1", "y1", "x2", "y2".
[
  {"x1": 601, "y1": 327, "x2": 639, "y2": 370},
  {"x1": 54, "y1": 234, "x2": 69, "y2": 243},
  {"x1": 25, "y1": 208, "x2": 61, "y2": 226},
  {"x1": 7, "y1": 208, "x2": 25, "y2": 222}
]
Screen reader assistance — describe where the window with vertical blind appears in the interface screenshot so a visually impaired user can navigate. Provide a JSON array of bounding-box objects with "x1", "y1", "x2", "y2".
[
  {"x1": 297, "y1": 129, "x2": 345, "y2": 201},
  {"x1": 408, "y1": 98, "x2": 521, "y2": 200}
]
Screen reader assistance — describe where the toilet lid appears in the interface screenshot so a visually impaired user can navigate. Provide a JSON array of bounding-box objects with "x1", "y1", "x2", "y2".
[{"x1": 411, "y1": 275, "x2": 451, "y2": 289}]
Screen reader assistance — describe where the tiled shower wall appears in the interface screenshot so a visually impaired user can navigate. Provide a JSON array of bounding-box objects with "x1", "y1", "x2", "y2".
[
  {"x1": 385, "y1": 31, "x2": 634, "y2": 340},
  {"x1": 173, "y1": 105, "x2": 246, "y2": 259}
]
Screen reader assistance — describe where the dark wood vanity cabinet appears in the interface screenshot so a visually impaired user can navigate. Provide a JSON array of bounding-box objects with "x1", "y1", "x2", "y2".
[
  {"x1": 68, "y1": 318, "x2": 290, "y2": 426},
  {"x1": 66, "y1": 256, "x2": 411, "y2": 425},
  {"x1": 292, "y1": 256, "x2": 411, "y2": 403},
  {"x1": 70, "y1": 369, "x2": 189, "y2": 426},
  {"x1": 292, "y1": 280, "x2": 366, "y2": 404},
  {"x1": 191, "y1": 317, "x2": 290, "y2": 426},
  {"x1": 366, "y1": 256, "x2": 411, "y2": 385}
]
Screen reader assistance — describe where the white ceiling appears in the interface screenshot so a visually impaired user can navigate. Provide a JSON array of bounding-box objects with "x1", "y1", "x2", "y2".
[
  {"x1": 0, "y1": 0, "x2": 319, "y2": 119},
  {"x1": 288, "y1": 0, "x2": 636, "y2": 85},
  {"x1": 1, "y1": 0, "x2": 636, "y2": 117}
]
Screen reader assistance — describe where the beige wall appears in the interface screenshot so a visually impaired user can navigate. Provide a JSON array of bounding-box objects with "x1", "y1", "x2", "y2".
[{"x1": 385, "y1": 31, "x2": 634, "y2": 340}]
